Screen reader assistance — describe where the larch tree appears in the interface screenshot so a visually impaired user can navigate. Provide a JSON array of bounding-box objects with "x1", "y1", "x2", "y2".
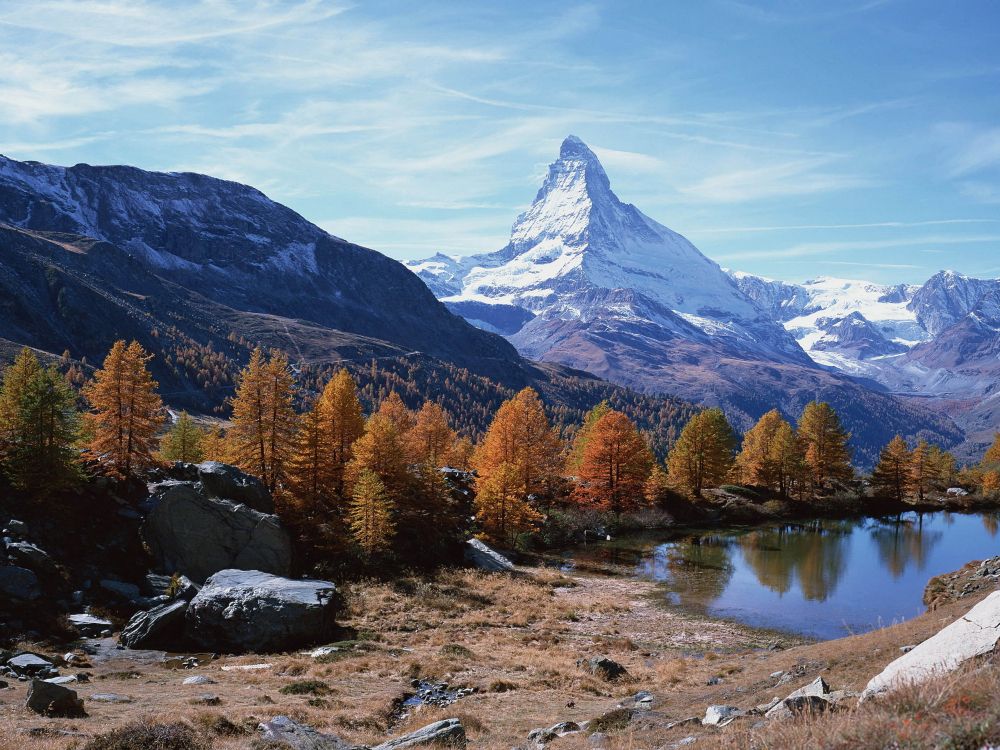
[
  {"x1": 472, "y1": 387, "x2": 562, "y2": 502},
  {"x1": 317, "y1": 369, "x2": 365, "y2": 498},
  {"x1": 566, "y1": 400, "x2": 611, "y2": 475},
  {"x1": 644, "y1": 462, "x2": 671, "y2": 506},
  {"x1": 228, "y1": 348, "x2": 297, "y2": 493},
  {"x1": 908, "y1": 439, "x2": 937, "y2": 502},
  {"x1": 474, "y1": 461, "x2": 541, "y2": 547},
  {"x1": 797, "y1": 401, "x2": 853, "y2": 492},
  {"x1": 927, "y1": 445, "x2": 956, "y2": 489},
  {"x1": 348, "y1": 468, "x2": 395, "y2": 557},
  {"x1": 199, "y1": 426, "x2": 227, "y2": 462},
  {"x1": 770, "y1": 420, "x2": 805, "y2": 499},
  {"x1": 406, "y1": 401, "x2": 458, "y2": 467},
  {"x1": 83, "y1": 340, "x2": 164, "y2": 478},
  {"x1": 161, "y1": 411, "x2": 204, "y2": 463},
  {"x1": 735, "y1": 409, "x2": 789, "y2": 489},
  {"x1": 574, "y1": 410, "x2": 653, "y2": 514},
  {"x1": 0, "y1": 347, "x2": 42, "y2": 468},
  {"x1": 347, "y1": 408, "x2": 410, "y2": 501},
  {"x1": 983, "y1": 433, "x2": 1000, "y2": 467},
  {"x1": 666, "y1": 408, "x2": 736, "y2": 497},
  {"x1": 9, "y1": 364, "x2": 81, "y2": 495},
  {"x1": 871, "y1": 435, "x2": 912, "y2": 503},
  {"x1": 284, "y1": 402, "x2": 336, "y2": 515},
  {"x1": 379, "y1": 391, "x2": 416, "y2": 436}
]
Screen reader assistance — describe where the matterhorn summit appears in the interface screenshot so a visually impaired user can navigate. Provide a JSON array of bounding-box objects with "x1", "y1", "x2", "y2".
[{"x1": 409, "y1": 134, "x2": 802, "y2": 361}]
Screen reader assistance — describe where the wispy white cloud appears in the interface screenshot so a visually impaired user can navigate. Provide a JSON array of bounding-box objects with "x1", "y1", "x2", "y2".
[
  {"x1": 678, "y1": 157, "x2": 874, "y2": 203},
  {"x1": 692, "y1": 218, "x2": 1000, "y2": 234},
  {"x1": 717, "y1": 234, "x2": 1000, "y2": 261}
]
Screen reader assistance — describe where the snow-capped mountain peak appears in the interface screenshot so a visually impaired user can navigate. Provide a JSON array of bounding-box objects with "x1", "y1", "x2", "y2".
[{"x1": 408, "y1": 135, "x2": 804, "y2": 363}]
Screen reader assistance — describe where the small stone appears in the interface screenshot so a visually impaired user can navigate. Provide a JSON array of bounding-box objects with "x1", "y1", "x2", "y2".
[
  {"x1": 769, "y1": 670, "x2": 785, "y2": 679},
  {"x1": 900, "y1": 644, "x2": 915, "y2": 653},
  {"x1": 90, "y1": 693, "x2": 133, "y2": 704},
  {"x1": 579, "y1": 656, "x2": 629, "y2": 682},
  {"x1": 182, "y1": 675, "x2": 216, "y2": 685},
  {"x1": 43, "y1": 675, "x2": 77, "y2": 685},
  {"x1": 190, "y1": 693, "x2": 221, "y2": 705},
  {"x1": 707, "y1": 676, "x2": 722, "y2": 685},
  {"x1": 703, "y1": 705, "x2": 742, "y2": 726}
]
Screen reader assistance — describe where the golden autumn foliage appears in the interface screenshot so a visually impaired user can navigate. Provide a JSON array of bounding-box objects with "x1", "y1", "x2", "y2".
[
  {"x1": 908, "y1": 439, "x2": 937, "y2": 502},
  {"x1": 667, "y1": 408, "x2": 735, "y2": 497},
  {"x1": 474, "y1": 462, "x2": 542, "y2": 546},
  {"x1": 566, "y1": 400, "x2": 611, "y2": 475},
  {"x1": 285, "y1": 402, "x2": 336, "y2": 515},
  {"x1": 317, "y1": 369, "x2": 365, "y2": 498},
  {"x1": 199, "y1": 426, "x2": 227, "y2": 463},
  {"x1": 734, "y1": 409, "x2": 799, "y2": 491},
  {"x1": 227, "y1": 348, "x2": 297, "y2": 493},
  {"x1": 472, "y1": 387, "x2": 562, "y2": 501},
  {"x1": 347, "y1": 408, "x2": 410, "y2": 500},
  {"x1": 406, "y1": 401, "x2": 459, "y2": 467},
  {"x1": 574, "y1": 410, "x2": 653, "y2": 513},
  {"x1": 349, "y1": 468, "x2": 395, "y2": 557},
  {"x1": 797, "y1": 401, "x2": 853, "y2": 491},
  {"x1": 83, "y1": 340, "x2": 164, "y2": 478},
  {"x1": 871, "y1": 435, "x2": 911, "y2": 503}
]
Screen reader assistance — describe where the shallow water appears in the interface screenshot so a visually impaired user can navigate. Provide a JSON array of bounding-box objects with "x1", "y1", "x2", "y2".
[{"x1": 567, "y1": 511, "x2": 1000, "y2": 640}]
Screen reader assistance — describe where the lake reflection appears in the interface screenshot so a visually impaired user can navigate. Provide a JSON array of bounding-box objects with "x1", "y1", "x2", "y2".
[{"x1": 572, "y1": 511, "x2": 1000, "y2": 640}]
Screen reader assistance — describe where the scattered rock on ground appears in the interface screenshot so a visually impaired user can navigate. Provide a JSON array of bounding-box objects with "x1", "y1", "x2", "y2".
[
  {"x1": 185, "y1": 569, "x2": 337, "y2": 653},
  {"x1": 182, "y1": 675, "x2": 216, "y2": 685},
  {"x1": 862, "y1": 590, "x2": 1000, "y2": 700},
  {"x1": 703, "y1": 705, "x2": 742, "y2": 726},
  {"x1": 89, "y1": 693, "x2": 133, "y2": 703},
  {"x1": 7, "y1": 653, "x2": 54, "y2": 676},
  {"x1": 579, "y1": 656, "x2": 629, "y2": 682},
  {"x1": 25, "y1": 679, "x2": 85, "y2": 717},
  {"x1": 68, "y1": 613, "x2": 114, "y2": 638}
]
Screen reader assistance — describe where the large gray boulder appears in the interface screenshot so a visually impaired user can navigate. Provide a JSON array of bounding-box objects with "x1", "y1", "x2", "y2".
[
  {"x1": 142, "y1": 484, "x2": 291, "y2": 583},
  {"x1": 196, "y1": 461, "x2": 273, "y2": 513},
  {"x1": 120, "y1": 599, "x2": 189, "y2": 649},
  {"x1": 258, "y1": 716, "x2": 357, "y2": 750},
  {"x1": 0, "y1": 565, "x2": 40, "y2": 600},
  {"x1": 465, "y1": 538, "x2": 514, "y2": 572},
  {"x1": 185, "y1": 569, "x2": 338, "y2": 653},
  {"x1": 373, "y1": 719, "x2": 466, "y2": 750},
  {"x1": 862, "y1": 590, "x2": 1000, "y2": 700}
]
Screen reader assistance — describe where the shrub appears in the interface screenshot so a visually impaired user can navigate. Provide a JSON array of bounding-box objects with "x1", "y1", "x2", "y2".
[
  {"x1": 82, "y1": 722, "x2": 209, "y2": 750},
  {"x1": 439, "y1": 644, "x2": 474, "y2": 659},
  {"x1": 279, "y1": 679, "x2": 331, "y2": 696}
]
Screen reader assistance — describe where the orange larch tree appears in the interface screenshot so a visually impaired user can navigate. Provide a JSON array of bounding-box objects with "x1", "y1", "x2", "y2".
[
  {"x1": 228, "y1": 348, "x2": 297, "y2": 492},
  {"x1": 84, "y1": 340, "x2": 164, "y2": 478},
  {"x1": 574, "y1": 410, "x2": 653, "y2": 514},
  {"x1": 472, "y1": 387, "x2": 562, "y2": 503}
]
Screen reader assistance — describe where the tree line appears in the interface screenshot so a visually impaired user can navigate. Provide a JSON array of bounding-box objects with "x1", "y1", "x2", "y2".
[{"x1": 2, "y1": 340, "x2": 999, "y2": 569}]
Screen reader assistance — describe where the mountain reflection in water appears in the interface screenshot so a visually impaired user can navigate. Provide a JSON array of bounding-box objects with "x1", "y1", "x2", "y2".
[{"x1": 569, "y1": 511, "x2": 1000, "y2": 640}]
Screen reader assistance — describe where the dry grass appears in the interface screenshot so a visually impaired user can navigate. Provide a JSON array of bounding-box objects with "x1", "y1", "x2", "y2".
[{"x1": 2, "y1": 567, "x2": 996, "y2": 750}]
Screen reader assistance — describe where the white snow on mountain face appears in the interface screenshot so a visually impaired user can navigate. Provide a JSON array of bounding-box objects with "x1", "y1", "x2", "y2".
[
  {"x1": 732, "y1": 273, "x2": 929, "y2": 364},
  {"x1": 407, "y1": 135, "x2": 794, "y2": 360}
]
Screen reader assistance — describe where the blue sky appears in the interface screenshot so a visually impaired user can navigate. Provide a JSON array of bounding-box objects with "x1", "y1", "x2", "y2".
[{"x1": 1, "y1": 0, "x2": 998, "y2": 284}]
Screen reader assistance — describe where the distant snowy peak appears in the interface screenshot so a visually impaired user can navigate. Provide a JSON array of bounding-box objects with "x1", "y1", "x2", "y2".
[{"x1": 907, "y1": 270, "x2": 1000, "y2": 336}]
